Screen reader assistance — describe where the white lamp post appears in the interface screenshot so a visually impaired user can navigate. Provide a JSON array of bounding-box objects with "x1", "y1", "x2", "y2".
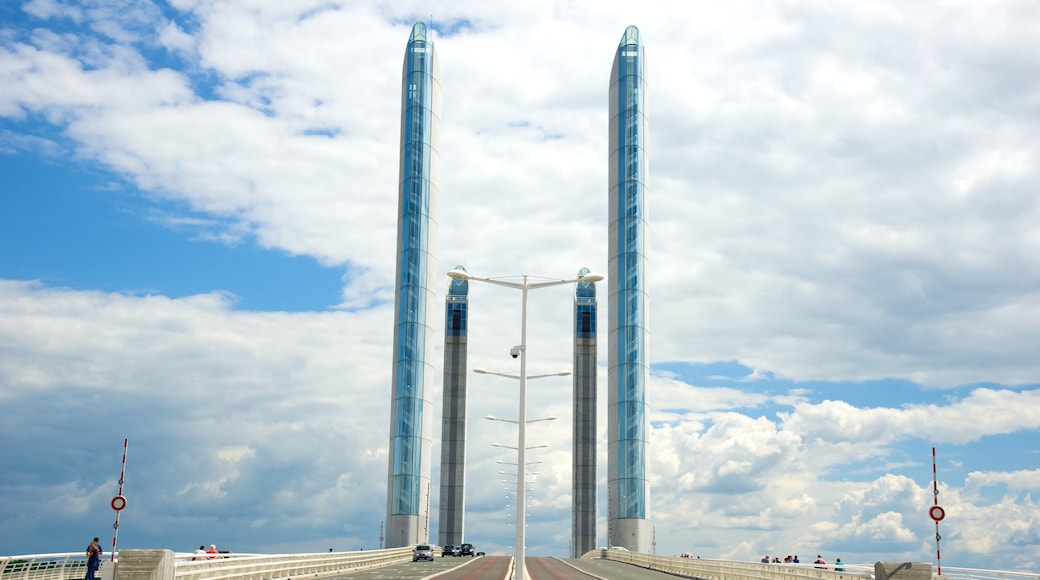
[{"x1": 448, "y1": 269, "x2": 603, "y2": 580}]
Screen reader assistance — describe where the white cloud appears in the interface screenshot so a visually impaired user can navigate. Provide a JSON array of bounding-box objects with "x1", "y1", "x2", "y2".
[
  {"x1": 22, "y1": 0, "x2": 83, "y2": 22},
  {"x1": 1, "y1": 278, "x2": 1039, "y2": 566},
  {"x1": 3, "y1": 0, "x2": 1040, "y2": 570},
  {"x1": 158, "y1": 21, "x2": 194, "y2": 56}
]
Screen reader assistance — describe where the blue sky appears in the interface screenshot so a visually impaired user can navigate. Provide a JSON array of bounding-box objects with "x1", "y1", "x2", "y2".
[
  {"x1": 2, "y1": 0, "x2": 1040, "y2": 573},
  {"x1": 0, "y1": 129, "x2": 344, "y2": 311}
]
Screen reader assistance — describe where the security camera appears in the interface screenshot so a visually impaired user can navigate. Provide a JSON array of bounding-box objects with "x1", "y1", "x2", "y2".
[{"x1": 510, "y1": 346, "x2": 521, "y2": 359}]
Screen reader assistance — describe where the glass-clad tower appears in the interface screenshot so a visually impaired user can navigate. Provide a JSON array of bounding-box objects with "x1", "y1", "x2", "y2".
[
  {"x1": 607, "y1": 25, "x2": 650, "y2": 552},
  {"x1": 572, "y1": 268, "x2": 598, "y2": 557},
  {"x1": 438, "y1": 266, "x2": 469, "y2": 546},
  {"x1": 386, "y1": 21, "x2": 440, "y2": 548}
]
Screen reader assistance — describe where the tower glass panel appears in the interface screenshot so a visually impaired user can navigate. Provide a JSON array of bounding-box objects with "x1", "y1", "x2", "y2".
[
  {"x1": 607, "y1": 25, "x2": 650, "y2": 551},
  {"x1": 386, "y1": 22, "x2": 440, "y2": 547}
]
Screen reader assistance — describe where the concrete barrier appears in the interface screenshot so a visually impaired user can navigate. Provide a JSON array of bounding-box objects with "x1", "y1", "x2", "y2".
[
  {"x1": 113, "y1": 551, "x2": 174, "y2": 580},
  {"x1": 104, "y1": 549, "x2": 413, "y2": 580},
  {"x1": 173, "y1": 549, "x2": 411, "y2": 580},
  {"x1": 876, "y1": 562, "x2": 931, "y2": 580}
]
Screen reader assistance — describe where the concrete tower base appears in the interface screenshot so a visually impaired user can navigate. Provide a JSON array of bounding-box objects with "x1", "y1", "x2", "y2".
[
  {"x1": 613, "y1": 518, "x2": 651, "y2": 552},
  {"x1": 386, "y1": 513, "x2": 427, "y2": 548}
]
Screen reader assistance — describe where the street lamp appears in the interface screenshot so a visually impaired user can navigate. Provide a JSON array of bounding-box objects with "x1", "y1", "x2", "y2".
[{"x1": 449, "y1": 268, "x2": 603, "y2": 580}]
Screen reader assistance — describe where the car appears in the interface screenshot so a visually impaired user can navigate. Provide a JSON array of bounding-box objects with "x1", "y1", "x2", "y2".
[
  {"x1": 459, "y1": 543, "x2": 475, "y2": 556},
  {"x1": 441, "y1": 545, "x2": 457, "y2": 557},
  {"x1": 475, "y1": 551, "x2": 486, "y2": 557},
  {"x1": 412, "y1": 545, "x2": 433, "y2": 561}
]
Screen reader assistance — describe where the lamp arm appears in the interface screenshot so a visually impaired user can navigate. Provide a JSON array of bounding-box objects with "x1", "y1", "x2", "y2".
[
  {"x1": 467, "y1": 277, "x2": 525, "y2": 290},
  {"x1": 525, "y1": 278, "x2": 582, "y2": 290}
]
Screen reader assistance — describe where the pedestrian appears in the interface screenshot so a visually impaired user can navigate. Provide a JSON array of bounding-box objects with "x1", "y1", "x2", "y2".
[
  {"x1": 206, "y1": 544, "x2": 218, "y2": 559},
  {"x1": 84, "y1": 537, "x2": 102, "y2": 580},
  {"x1": 193, "y1": 545, "x2": 206, "y2": 561},
  {"x1": 815, "y1": 555, "x2": 827, "y2": 569},
  {"x1": 835, "y1": 558, "x2": 845, "y2": 572}
]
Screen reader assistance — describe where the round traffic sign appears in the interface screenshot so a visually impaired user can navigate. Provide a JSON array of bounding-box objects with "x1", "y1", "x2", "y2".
[
  {"x1": 929, "y1": 505, "x2": 945, "y2": 521},
  {"x1": 111, "y1": 495, "x2": 127, "y2": 511}
]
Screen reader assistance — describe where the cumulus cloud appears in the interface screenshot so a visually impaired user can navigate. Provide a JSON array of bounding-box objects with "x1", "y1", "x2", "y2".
[
  {"x1": 780, "y1": 389, "x2": 1040, "y2": 447},
  {"x1": 2, "y1": 0, "x2": 1040, "y2": 571}
]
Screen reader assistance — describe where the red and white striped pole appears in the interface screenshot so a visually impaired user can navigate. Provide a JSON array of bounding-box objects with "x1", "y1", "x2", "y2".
[
  {"x1": 930, "y1": 447, "x2": 945, "y2": 576},
  {"x1": 110, "y1": 439, "x2": 128, "y2": 562}
]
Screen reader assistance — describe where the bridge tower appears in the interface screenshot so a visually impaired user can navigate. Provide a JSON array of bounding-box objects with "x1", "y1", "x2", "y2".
[
  {"x1": 438, "y1": 268, "x2": 469, "y2": 546},
  {"x1": 385, "y1": 21, "x2": 440, "y2": 548},
  {"x1": 607, "y1": 25, "x2": 651, "y2": 552},
  {"x1": 572, "y1": 269, "x2": 598, "y2": 556}
]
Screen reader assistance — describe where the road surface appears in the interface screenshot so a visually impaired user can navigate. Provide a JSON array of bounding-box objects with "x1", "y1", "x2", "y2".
[{"x1": 322, "y1": 555, "x2": 686, "y2": 580}]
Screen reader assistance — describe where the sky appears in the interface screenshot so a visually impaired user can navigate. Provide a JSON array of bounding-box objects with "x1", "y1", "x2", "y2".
[{"x1": 1, "y1": 0, "x2": 1039, "y2": 572}]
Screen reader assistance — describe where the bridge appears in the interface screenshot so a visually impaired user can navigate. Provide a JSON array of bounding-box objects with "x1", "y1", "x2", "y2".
[{"x1": 3, "y1": 548, "x2": 1035, "y2": 580}]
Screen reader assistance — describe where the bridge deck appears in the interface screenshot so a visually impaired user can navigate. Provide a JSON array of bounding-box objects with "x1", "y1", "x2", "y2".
[{"x1": 6, "y1": 550, "x2": 1039, "y2": 580}]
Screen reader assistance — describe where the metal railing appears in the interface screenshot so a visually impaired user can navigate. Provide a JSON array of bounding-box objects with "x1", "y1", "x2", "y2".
[
  {"x1": 9, "y1": 549, "x2": 1038, "y2": 580},
  {"x1": 172, "y1": 548, "x2": 412, "y2": 580},
  {"x1": 587, "y1": 551, "x2": 872, "y2": 580},
  {"x1": 2, "y1": 554, "x2": 96, "y2": 580},
  {"x1": 3, "y1": 549, "x2": 414, "y2": 580},
  {"x1": 937, "y1": 568, "x2": 1040, "y2": 580},
  {"x1": 582, "y1": 550, "x2": 1040, "y2": 580}
]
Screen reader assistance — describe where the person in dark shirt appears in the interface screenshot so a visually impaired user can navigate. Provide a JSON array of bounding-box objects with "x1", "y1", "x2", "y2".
[{"x1": 85, "y1": 537, "x2": 102, "y2": 580}]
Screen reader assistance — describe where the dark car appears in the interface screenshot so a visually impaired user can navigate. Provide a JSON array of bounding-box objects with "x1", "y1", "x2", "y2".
[
  {"x1": 412, "y1": 545, "x2": 433, "y2": 561},
  {"x1": 459, "y1": 543, "x2": 475, "y2": 556},
  {"x1": 441, "y1": 545, "x2": 457, "y2": 557}
]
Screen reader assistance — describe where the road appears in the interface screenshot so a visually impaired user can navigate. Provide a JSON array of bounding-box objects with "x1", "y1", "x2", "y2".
[
  {"x1": 559, "y1": 557, "x2": 691, "y2": 580},
  {"x1": 322, "y1": 555, "x2": 502, "y2": 580},
  {"x1": 322, "y1": 555, "x2": 685, "y2": 580}
]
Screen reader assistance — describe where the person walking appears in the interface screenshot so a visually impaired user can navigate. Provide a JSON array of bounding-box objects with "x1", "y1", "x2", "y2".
[{"x1": 84, "y1": 537, "x2": 102, "y2": 580}]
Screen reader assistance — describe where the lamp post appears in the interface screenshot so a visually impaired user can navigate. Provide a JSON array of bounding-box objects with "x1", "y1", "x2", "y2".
[{"x1": 448, "y1": 269, "x2": 603, "y2": 580}]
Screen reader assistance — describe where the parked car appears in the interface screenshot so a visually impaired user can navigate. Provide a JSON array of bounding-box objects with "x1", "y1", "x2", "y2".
[
  {"x1": 441, "y1": 545, "x2": 457, "y2": 557},
  {"x1": 412, "y1": 545, "x2": 433, "y2": 561},
  {"x1": 459, "y1": 543, "x2": 475, "y2": 556}
]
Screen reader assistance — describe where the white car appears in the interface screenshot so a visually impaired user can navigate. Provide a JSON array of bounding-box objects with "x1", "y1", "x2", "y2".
[{"x1": 412, "y1": 545, "x2": 433, "y2": 561}]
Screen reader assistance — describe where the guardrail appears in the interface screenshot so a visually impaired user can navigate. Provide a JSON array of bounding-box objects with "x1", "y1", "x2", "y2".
[
  {"x1": 582, "y1": 550, "x2": 1040, "y2": 580},
  {"x1": 1, "y1": 553, "x2": 96, "y2": 580},
  {"x1": 937, "y1": 568, "x2": 1040, "y2": 580},
  {"x1": 172, "y1": 548, "x2": 412, "y2": 580},
  {"x1": 3, "y1": 549, "x2": 413, "y2": 580},
  {"x1": 11, "y1": 549, "x2": 1037, "y2": 580},
  {"x1": 586, "y1": 551, "x2": 872, "y2": 580}
]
